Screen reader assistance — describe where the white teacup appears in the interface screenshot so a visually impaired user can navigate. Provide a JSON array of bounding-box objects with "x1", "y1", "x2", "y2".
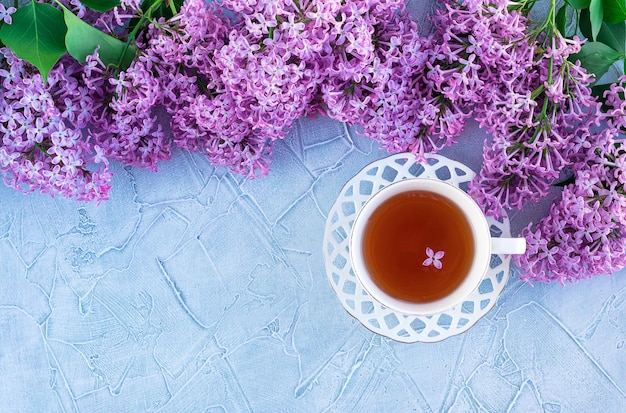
[{"x1": 350, "y1": 178, "x2": 526, "y2": 316}]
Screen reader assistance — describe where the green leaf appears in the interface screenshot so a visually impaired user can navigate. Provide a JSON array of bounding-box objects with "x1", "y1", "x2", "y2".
[
  {"x1": 173, "y1": 0, "x2": 184, "y2": 13},
  {"x1": 589, "y1": 0, "x2": 605, "y2": 39},
  {"x1": 556, "y1": 4, "x2": 568, "y2": 35},
  {"x1": 602, "y1": 0, "x2": 626, "y2": 23},
  {"x1": 567, "y1": 0, "x2": 591, "y2": 9},
  {"x1": 0, "y1": 1, "x2": 67, "y2": 83},
  {"x1": 597, "y1": 20, "x2": 625, "y2": 52},
  {"x1": 580, "y1": 8, "x2": 593, "y2": 38},
  {"x1": 79, "y1": 0, "x2": 120, "y2": 12},
  {"x1": 571, "y1": 41, "x2": 622, "y2": 80},
  {"x1": 62, "y1": 6, "x2": 136, "y2": 70},
  {"x1": 580, "y1": 7, "x2": 626, "y2": 50}
]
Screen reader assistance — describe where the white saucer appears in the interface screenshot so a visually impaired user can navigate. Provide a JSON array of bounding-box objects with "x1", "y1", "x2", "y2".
[{"x1": 323, "y1": 153, "x2": 511, "y2": 343}]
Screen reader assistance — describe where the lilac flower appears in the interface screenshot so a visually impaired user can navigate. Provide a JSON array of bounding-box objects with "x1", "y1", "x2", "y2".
[
  {"x1": 604, "y1": 75, "x2": 626, "y2": 133},
  {"x1": 0, "y1": 4, "x2": 16, "y2": 25},
  {"x1": 423, "y1": 247, "x2": 445, "y2": 269}
]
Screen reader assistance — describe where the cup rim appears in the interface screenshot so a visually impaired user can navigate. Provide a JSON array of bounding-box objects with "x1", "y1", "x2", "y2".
[{"x1": 349, "y1": 178, "x2": 491, "y2": 316}]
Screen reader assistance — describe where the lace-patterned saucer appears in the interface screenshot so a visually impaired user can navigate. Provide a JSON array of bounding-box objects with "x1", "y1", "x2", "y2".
[{"x1": 323, "y1": 153, "x2": 511, "y2": 343}]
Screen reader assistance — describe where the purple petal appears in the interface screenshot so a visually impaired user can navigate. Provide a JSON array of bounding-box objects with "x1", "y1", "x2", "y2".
[
  {"x1": 433, "y1": 259, "x2": 443, "y2": 270},
  {"x1": 434, "y1": 250, "x2": 445, "y2": 259}
]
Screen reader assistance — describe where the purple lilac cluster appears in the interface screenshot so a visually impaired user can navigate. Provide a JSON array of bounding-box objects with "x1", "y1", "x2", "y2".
[
  {"x1": 97, "y1": 0, "x2": 452, "y2": 174},
  {"x1": 418, "y1": 0, "x2": 601, "y2": 217},
  {"x1": 516, "y1": 142, "x2": 626, "y2": 283},
  {"x1": 2, "y1": 0, "x2": 431, "y2": 192},
  {"x1": 0, "y1": 48, "x2": 112, "y2": 201},
  {"x1": 309, "y1": 0, "x2": 479, "y2": 159},
  {"x1": 419, "y1": 0, "x2": 530, "y2": 150},
  {"x1": 514, "y1": 79, "x2": 626, "y2": 283},
  {"x1": 365, "y1": 0, "x2": 601, "y2": 212},
  {"x1": 77, "y1": 0, "x2": 174, "y2": 171},
  {"x1": 203, "y1": 0, "x2": 323, "y2": 174},
  {"x1": 470, "y1": 32, "x2": 603, "y2": 217},
  {"x1": 0, "y1": 0, "x2": 143, "y2": 201},
  {"x1": 217, "y1": 0, "x2": 325, "y2": 133},
  {"x1": 315, "y1": 1, "x2": 429, "y2": 153},
  {"x1": 214, "y1": 0, "x2": 436, "y2": 170},
  {"x1": 165, "y1": 0, "x2": 280, "y2": 175},
  {"x1": 90, "y1": 0, "x2": 242, "y2": 171},
  {"x1": 89, "y1": 45, "x2": 170, "y2": 170},
  {"x1": 424, "y1": 0, "x2": 535, "y2": 199}
]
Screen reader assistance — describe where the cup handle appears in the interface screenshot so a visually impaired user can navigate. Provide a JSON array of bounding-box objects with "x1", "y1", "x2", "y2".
[{"x1": 491, "y1": 237, "x2": 527, "y2": 255}]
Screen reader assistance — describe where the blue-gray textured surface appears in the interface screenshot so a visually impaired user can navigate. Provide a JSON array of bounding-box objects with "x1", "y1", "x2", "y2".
[{"x1": 2, "y1": 2, "x2": 626, "y2": 412}]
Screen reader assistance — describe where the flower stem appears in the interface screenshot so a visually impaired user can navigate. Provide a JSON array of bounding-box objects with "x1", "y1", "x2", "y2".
[
  {"x1": 128, "y1": 0, "x2": 164, "y2": 42},
  {"x1": 167, "y1": 0, "x2": 177, "y2": 16},
  {"x1": 531, "y1": 84, "x2": 545, "y2": 100},
  {"x1": 114, "y1": 0, "x2": 164, "y2": 71}
]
